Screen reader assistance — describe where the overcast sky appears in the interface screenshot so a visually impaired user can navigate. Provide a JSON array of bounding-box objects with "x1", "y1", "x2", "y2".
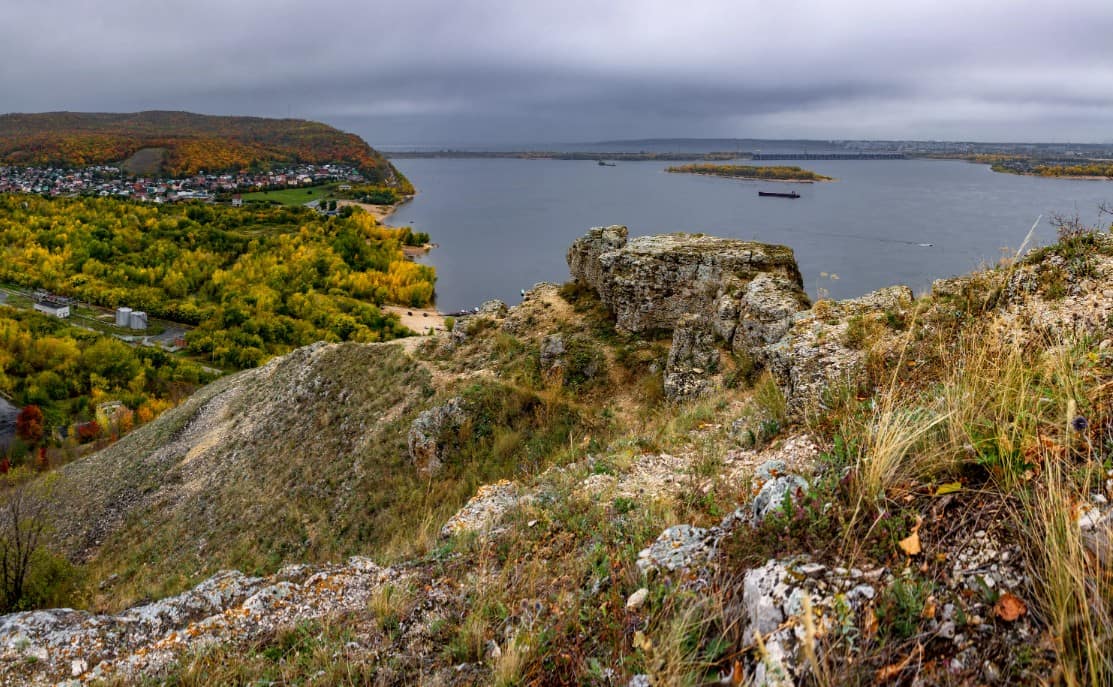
[{"x1": 3, "y1": 0, "x2": 1112, "y2": 145}]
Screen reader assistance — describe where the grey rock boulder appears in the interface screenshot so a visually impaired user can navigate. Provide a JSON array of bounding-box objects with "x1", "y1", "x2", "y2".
[
  {"x1": 567, "y1": 228, "x2": 807, "y2": 335},
  {"x1": 407, "y1": 397, "x2": 467, "y2": 474}
]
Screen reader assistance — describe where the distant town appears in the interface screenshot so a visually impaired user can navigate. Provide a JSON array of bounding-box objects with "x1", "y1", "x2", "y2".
[{"x1": 0, "y1": 163, "x2": 366, "y2": 203}]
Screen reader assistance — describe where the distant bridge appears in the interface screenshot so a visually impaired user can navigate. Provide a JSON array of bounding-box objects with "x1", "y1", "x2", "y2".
[{"x1": 749, "y1": 152, "x2": 906, "y2": 160}]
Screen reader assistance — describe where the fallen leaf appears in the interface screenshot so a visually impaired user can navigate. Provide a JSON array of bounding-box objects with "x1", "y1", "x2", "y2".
[
  {"x1": 934, "y1": 482, "x2": 962, "y2": 496},
  {"x1": 875, "y1": 643, "x2": 923, "y2": 683},
  {"x1": 994, "y1": 592, "x2": 1027, "y2": 622},
  {"x1": 899, "y1": 516, "x2": 924, "y2": 556},
  {"x1": 863, "y1": 606, "x2": 878, "y2": 639},
  {"x1": 921, "y1": 595, "x2": 937, "y2": 619}
]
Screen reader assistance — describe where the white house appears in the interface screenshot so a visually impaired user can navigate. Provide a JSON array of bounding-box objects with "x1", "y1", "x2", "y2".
[{"x1": 34, "y1": 298, "x2": 70, "y2": 318}]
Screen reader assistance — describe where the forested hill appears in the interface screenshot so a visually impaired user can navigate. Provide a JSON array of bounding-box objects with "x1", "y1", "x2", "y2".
[{"x1": 0, "y1": 111, "x2": 402, "y2": 185}]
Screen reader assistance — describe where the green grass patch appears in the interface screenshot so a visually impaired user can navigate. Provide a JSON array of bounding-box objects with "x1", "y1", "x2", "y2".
[{"x1": 240, "y1": 184, "x2": 337, "y2": 206}]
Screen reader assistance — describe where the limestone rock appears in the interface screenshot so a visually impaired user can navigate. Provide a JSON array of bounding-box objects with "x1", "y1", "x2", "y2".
[
  {"x1": 636, "y1": 524, "x2": 716, "y2": 574},
  {"x1": 752, "y1": 474, "x2": 809, "y2": 523},
  {"x1": 407, "y1": 397, "x2": 467, "y2": 474},
  {"x1": 477, "y1": 299, "x2": 508, "y2": 317},
  {"x1": 664, "y1": 314, "x2": 720, "y2": 402},
  {"x1": 737, "y1": 559, "x2": 884, "y2": 687},
  {"x1": 441, "y1": 480, "x2": 519, "y2": 538},
  {"x1": 539, "y1": 334, "x2": 566, "y2": 373},
  {"x1": 625, "y1": 588, "x2": 649, "y2": 611},
  {"x1": 566, "y1": 225, "x2": 629, "y2": 295},
  {"x1": 735, "y1": 273, "x2": 812, "y2": 352},
  {"x1": 0, "y1": 559, "x2": 404, "y2": 685},
  {"x1": 567, "y1": 228, "x2": 807, "y2": 335},
  {"x1": 762, "y1": 285, "x2": 914, "y2": 417}
]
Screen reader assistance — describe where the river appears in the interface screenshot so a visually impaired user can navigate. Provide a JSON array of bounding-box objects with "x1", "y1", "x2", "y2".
[
  {"x1": 388, "y1": 158, "x2": 1112, "y2": 312},
  {"x1": 0, "y1": 397, "x2": 16, "y2": 450}
]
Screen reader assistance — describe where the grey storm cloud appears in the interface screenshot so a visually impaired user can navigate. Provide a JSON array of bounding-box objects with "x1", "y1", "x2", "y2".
[{"x1": 3, "y1": 0, "x2": 1113, "y2": 144}]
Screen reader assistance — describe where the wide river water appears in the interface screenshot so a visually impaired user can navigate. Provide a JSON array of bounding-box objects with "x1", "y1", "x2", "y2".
[{"x1": 390, "y1": 158, "x2": 1112, "y2": 312}]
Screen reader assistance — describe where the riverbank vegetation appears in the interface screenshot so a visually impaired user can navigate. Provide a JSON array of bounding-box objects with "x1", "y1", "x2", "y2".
[
  {"x1": 997, "y1": 162, "x2": 1113, "y2": 179},
  {"x1": 0, "y1": 195, "x2": 435, "y2": 369},
  {"x1": 667, "y1": 163, "x2": 833, "y2": 181}
]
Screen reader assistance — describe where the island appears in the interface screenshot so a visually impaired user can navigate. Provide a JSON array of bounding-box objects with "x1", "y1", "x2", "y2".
[{"x1": 666, "y1": 163, "x2": 834, "y2": 182}]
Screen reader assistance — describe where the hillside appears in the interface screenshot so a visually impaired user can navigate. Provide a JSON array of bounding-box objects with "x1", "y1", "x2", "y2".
[
  {"x1": 0, "y1": 111, "x2": 403, "y2": 185},
  {"x1": 1, "y1": 224, "x2": 1112, "y2": 685}
]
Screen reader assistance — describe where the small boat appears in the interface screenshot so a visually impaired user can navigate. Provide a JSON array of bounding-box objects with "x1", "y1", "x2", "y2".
[
  {"x1": 597, "y1": 160, "x2": 616, "y2": 166},
  {"x1": 758, "y1": 190, "x2": 800, "y2": 199}
]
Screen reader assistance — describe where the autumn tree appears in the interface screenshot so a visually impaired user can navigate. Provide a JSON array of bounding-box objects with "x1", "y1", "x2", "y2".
[
  {"x1": 0, "y1": 478, "x2": 76, "y2": 612},
  {"x1": 15, "y1": 405, "x2": 44, "y2": 446},
  {"x1": 0, "y1": 482, "x2": 48, "y2": 611}
]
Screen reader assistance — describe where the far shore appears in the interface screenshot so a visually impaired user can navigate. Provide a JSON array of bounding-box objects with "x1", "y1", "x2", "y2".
[{"x1": 992, "y1": 170, "x2": 1113, "y2": 181}]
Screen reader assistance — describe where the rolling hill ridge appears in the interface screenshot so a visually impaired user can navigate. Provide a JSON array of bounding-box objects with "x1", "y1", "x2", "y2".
[{"x1": 0, "y1": 111, "x2": 403, "y2": 185}]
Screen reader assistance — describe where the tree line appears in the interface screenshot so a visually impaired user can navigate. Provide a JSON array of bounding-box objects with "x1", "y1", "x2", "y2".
[
  {"x1": 666, "y1": 164, "x2": 833, "y2": 181},
  {"x1": 0, "y1": 196, "x2": 436, "y2": 369}
]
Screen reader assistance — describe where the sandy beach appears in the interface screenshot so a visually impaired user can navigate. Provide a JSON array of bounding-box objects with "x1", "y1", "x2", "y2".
[
  {"x1": 336, "y1": 199, "x2": 401, "y2": 223},
  {"x1": 384, "y1": 305, "x2": 446, "y2": 336}
]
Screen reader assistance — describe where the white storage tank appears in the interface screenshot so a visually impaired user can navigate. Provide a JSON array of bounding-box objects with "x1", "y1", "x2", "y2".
[
  {"x1": 116, "y1": 307, "x2": 132, "y2": 327},
  {"x1": 129, "y1": 311, "x2": 148, "y2": 330}
]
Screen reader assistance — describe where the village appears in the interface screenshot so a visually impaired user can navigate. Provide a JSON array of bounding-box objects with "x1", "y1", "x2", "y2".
[{"x1": 0, "y1": 162, "x2": 365, "y2": 203}]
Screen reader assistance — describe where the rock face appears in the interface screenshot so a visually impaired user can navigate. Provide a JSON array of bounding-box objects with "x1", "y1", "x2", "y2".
[
  {"x1": 407, "y1": 397, "x2": 467, "y2": 474},
  {"x1": 763, "y1": 285, "x2": 914, "y2": 416},
  {"x1": 664, "y1": 314, "x2": 720, "y2": 401},
  {"x1": 567, "y1": 226, "x2": 809, "y2": 335}
]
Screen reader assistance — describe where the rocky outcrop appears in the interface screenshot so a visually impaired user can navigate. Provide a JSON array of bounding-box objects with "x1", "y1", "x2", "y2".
[
  {"x1": 407, "y1": 397, "x2": 467, "y2": 474},
  {"x1": 566, "y1": 225, "x2": 630, "y2": 296},
  {"x1": 567, "y1": 227, "x2": 809, "y2": 335},
  {"x1": 664, "y1": 314, "x2": 720, "y2": 401},
  {"x1": 763, "y1": 285, "x2": 915, "y2": 416},
  {"x1": 566, "y1": 227, "x2": 923, "y2": 415},
  {"x1": 440, "y1": 480, "x2": 520, "y2": 538},
  {"x1": 0, "y1": 558, "x2": 400, "y2": 685}
]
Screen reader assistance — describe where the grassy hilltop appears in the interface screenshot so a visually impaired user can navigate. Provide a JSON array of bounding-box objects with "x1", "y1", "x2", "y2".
[
  {"x1": 0, "y1": 221, "x2": 1111, "y2": 686},
  {"x1": 0, "y1": 111, "x2": 406, "y2": 186}
]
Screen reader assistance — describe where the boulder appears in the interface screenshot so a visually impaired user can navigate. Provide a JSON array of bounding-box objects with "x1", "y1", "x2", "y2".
[
  {"x1": 407, "y1": 397, "x2": 467, "y2": 474},
  {"x1": 539, "y1": 334, "x2": 566, "y2": 373},
  {"x1": 567, "y1": 228, "x2": 808, "y2": 335}
]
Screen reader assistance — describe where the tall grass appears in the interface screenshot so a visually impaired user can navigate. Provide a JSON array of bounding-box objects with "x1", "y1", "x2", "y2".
[{"x1": 846, "y1": 305, "x2": 1112, "y2": 683}]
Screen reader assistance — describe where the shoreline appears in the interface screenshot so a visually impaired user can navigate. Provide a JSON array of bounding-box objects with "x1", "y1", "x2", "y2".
[
  {"x1": 383, "y1": 305, "x2": 446, "y2": 336},
  {"x1": 336, "y1": 198, "x2": 406, "y2": 223}
]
